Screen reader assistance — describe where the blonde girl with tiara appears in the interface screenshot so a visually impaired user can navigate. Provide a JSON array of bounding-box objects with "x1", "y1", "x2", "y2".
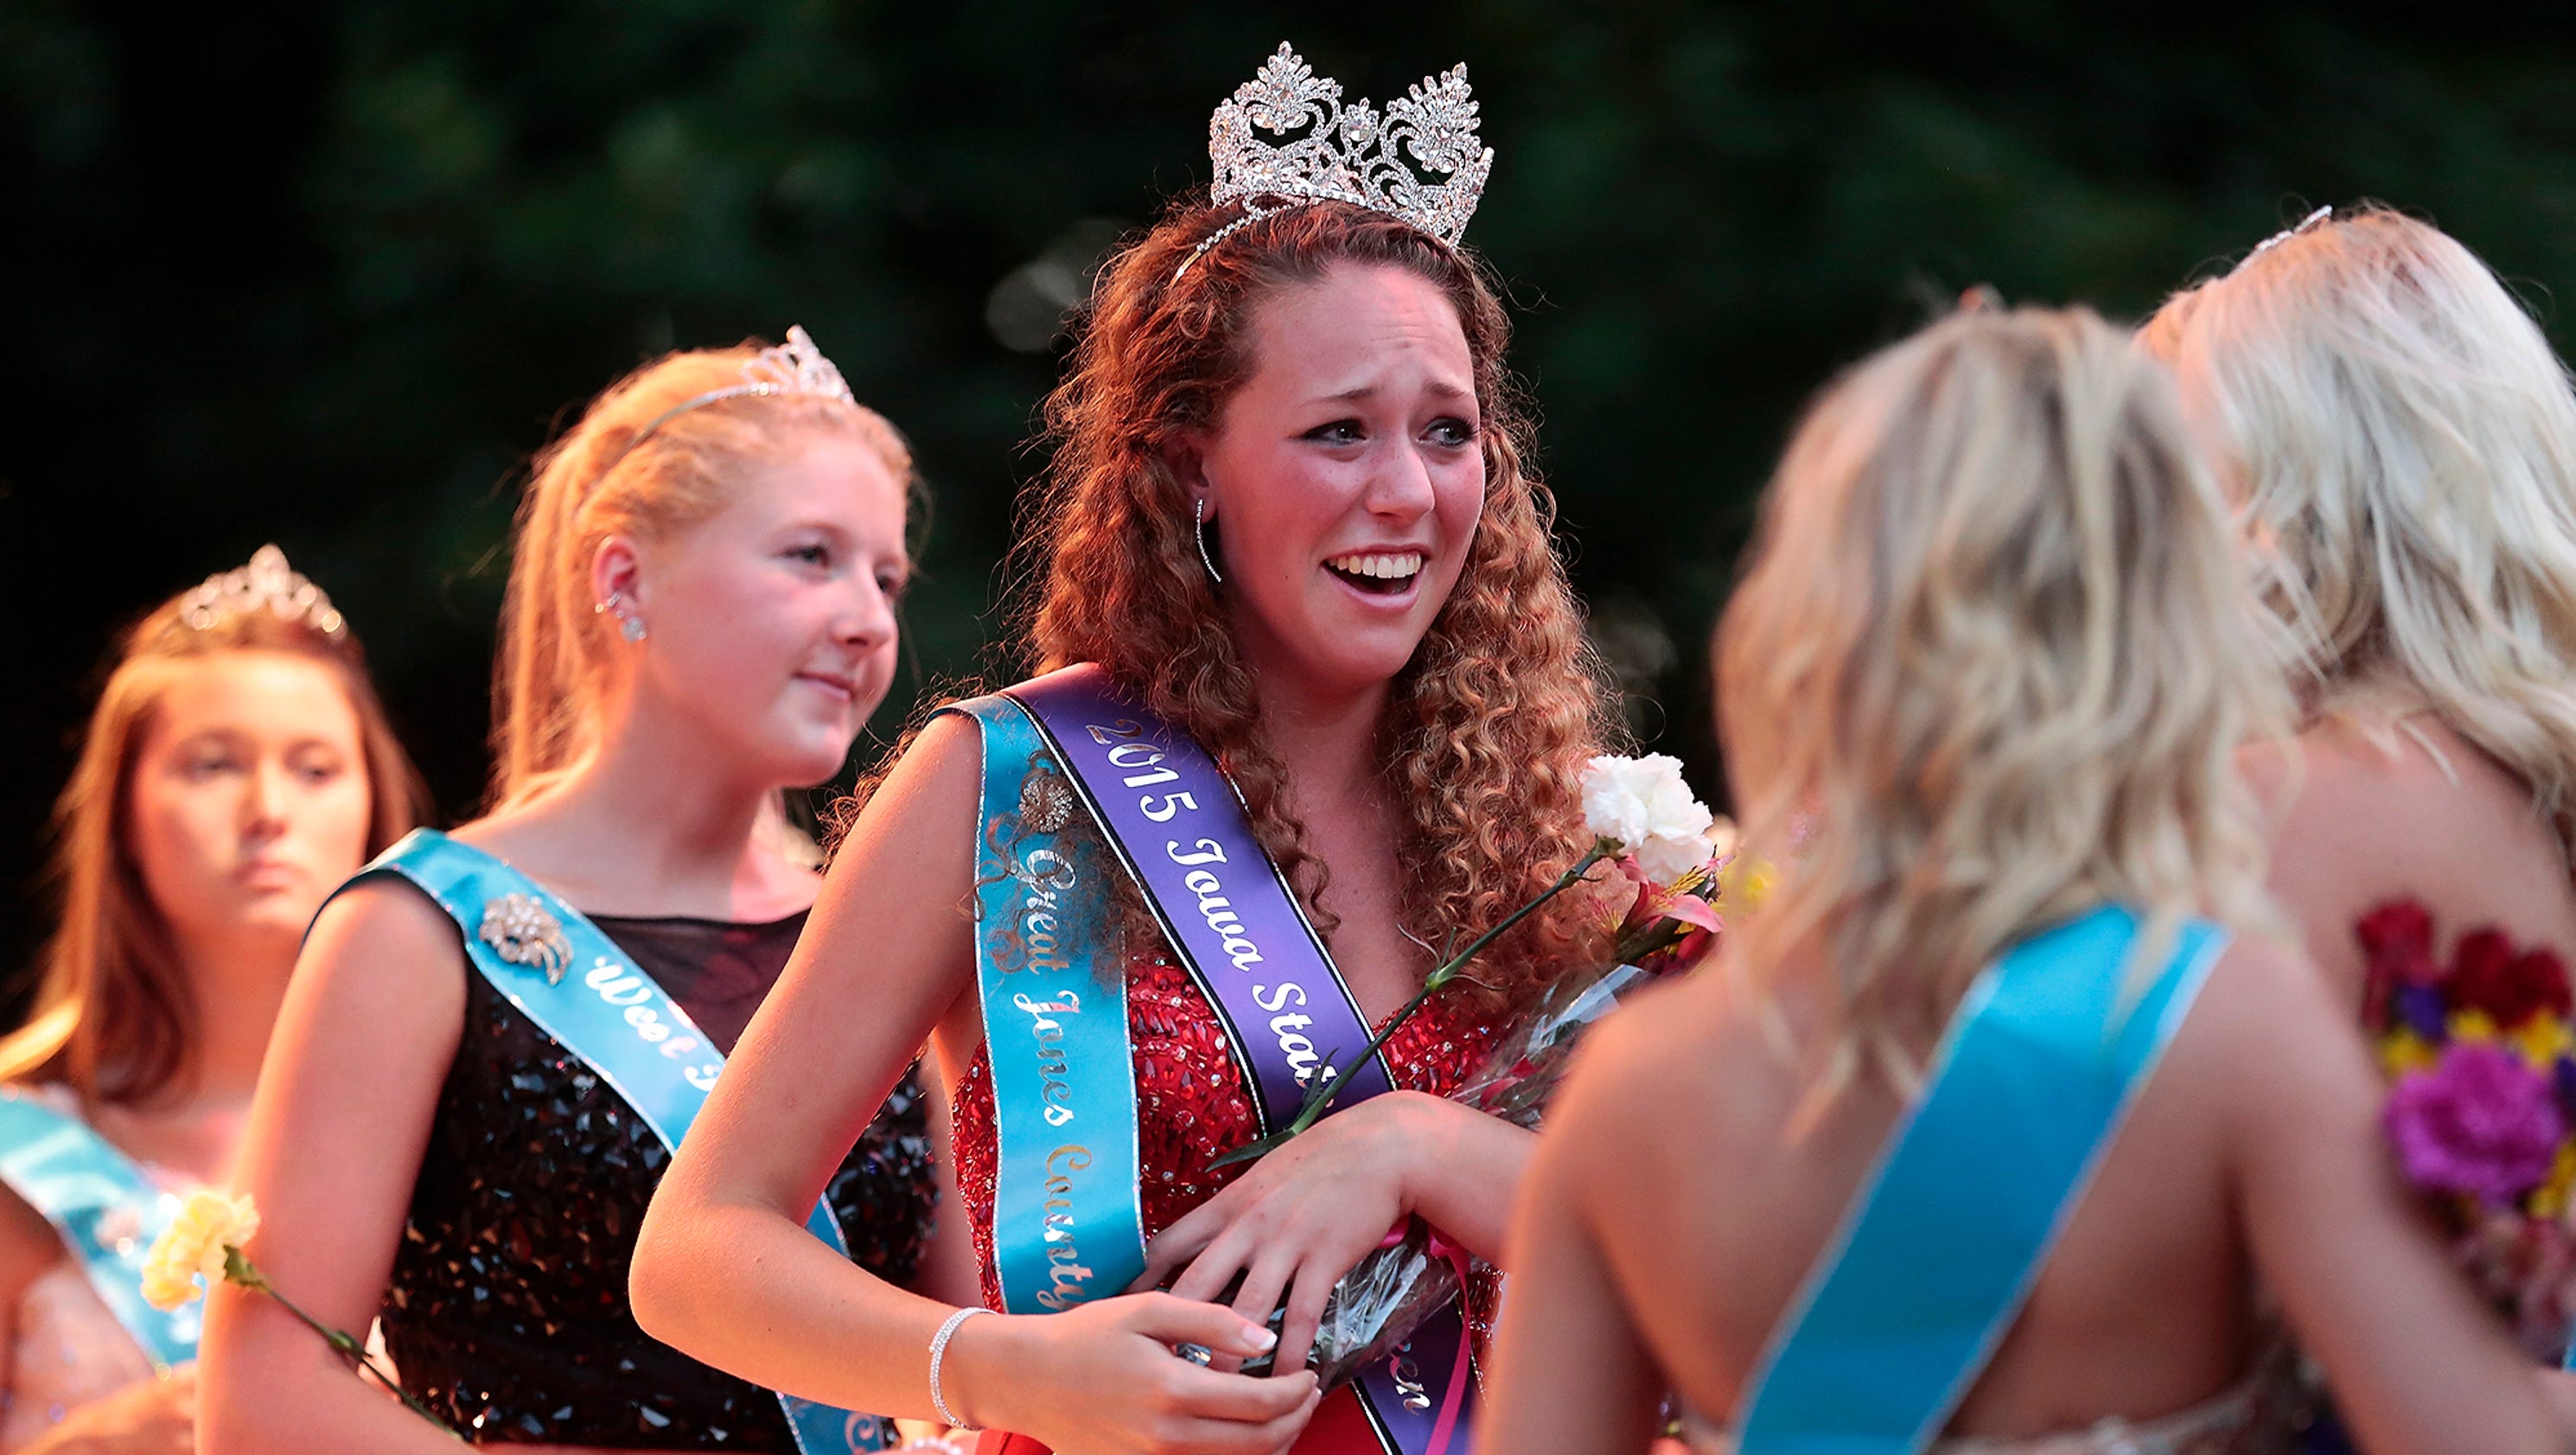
[
  {"x1": 200, "y1": 331, "x2": 960, "y2": 1453},
  {"x1": 2140, "y1": 205, "x2": 2576, "y2": 1022},
  {"x1": 1481, "y1": 306, "x2": 2562, "y2": 1453},
  {"x1": 0, "y1": 546, "x2": 424, "y2": 1453}
]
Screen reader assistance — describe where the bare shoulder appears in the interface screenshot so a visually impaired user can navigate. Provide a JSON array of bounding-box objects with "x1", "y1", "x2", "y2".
[
  {"x1": 791, "y1": 710, "x2": 985, "y2": 1040},
  {"x1": 864, "y1": 711, "x2": 984, "y2": 826},
  {"x1": 2256, "y1": 722, "x2": 2407, "y2": 839},
  {"x1": 2171, "y1": 930, "x2": 2368, "y2": 1127},
  {"x1": 297, "y1": 875, "x2": 469, "y2": 1024},
  {"x1": 2267, "y1": 716, "x2": 2528, "y2": 848},
  {"x1": 823, "y1": 712, "x2": 983, "y2": 889},
  {"x1": 1546, "y1": 967, "x2": 1790, "y2": 1184}
]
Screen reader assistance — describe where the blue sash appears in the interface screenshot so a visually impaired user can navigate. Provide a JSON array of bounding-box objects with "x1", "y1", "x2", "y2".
[
  {"x1": 941, "y1": 690, "x2": 1151, "y2": 1314},
  {"x1": 345, "y1": 829, "x2": 891, "y2": 1455},
  {"x1": 0, "y1": 1088, "x2": 194, "y2": 1370},
  {"x1": 1735, "y1": 904, "x2": 2224, "y2": 1455},
  {"x1": 947, "y1": 665, "x2": 1477, "y2": 1454}
]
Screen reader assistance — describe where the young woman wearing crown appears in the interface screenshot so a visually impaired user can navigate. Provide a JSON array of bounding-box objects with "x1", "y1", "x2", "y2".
[
  {"x1": 633, "y1": 44, "x2": 1616, "y2": 1455},
  {"x1": 200, "y1": 333, "x2": 958, "y2": 1452},
  {"x1": 0, "y1": 547, "x2": 425, "y2": 1453}
]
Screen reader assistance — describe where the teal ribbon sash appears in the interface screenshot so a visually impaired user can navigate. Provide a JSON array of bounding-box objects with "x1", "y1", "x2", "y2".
[
  {"x1": 950, "y1": 671, "x2": 1478, "y2": 1455},
  {"x1": 0, "y1": 1088, "x2": 194, "y2": 1370},
  {"x1": 1735, "y1": 904, "x2": 2225, "y2": 1455},
  {"x1": 941, "y1": 693, "x2": 1151, "y2": 1314},
  {"x1": 348, "y1": 828, "x2": 890, "y2": 1455}
]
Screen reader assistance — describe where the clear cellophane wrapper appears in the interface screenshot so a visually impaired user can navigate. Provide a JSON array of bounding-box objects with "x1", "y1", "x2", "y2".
[{"x1": 1245, "y1": 963, "x2": 1668, "y2": 1386}]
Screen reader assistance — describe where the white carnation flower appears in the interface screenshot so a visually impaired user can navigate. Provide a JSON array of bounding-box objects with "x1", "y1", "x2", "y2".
[
  {"x1": 1580, "y1": 754, "x2": 1714, "y2": 884},
  {"x1": 1629, "y1": 829, "x2": 1712, "y2": 885}
]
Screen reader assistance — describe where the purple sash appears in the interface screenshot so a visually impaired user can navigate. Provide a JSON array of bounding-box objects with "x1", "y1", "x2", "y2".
[
  {"x1": 1006, "y1": 665, "x2": 1476, "y2": 1454},
  {"x1": 1006, "y1": 666, "x2": 1395, "y2": 1127}
]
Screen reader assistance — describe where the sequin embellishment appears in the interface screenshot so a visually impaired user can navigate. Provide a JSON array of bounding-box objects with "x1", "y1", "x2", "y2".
[
  {"x1": 954, "y1": 949, "x2": 1502, "y2": 1335},
  {"x1": 385, "y1": 911, "x2": 936, "y2": 1448}
]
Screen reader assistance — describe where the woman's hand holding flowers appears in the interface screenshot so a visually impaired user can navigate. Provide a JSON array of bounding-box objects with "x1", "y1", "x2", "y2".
[
  {"x1": 1139, "y1": 1089, "x2": 1483, "y2": 1376},
  {"x1": 941, "y1": 1293, "x2": 1317, "y2": 1455}
]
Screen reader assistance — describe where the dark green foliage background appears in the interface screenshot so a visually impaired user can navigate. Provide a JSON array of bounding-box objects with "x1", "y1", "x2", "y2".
[{"x1": 9, "y1": 2, "x2": 2576, "y2": 977}]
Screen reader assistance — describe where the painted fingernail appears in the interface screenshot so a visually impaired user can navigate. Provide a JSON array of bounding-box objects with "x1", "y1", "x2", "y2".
[{"x1": 1247, "y1": 1326, "x2": 1279, "y2": 1350}]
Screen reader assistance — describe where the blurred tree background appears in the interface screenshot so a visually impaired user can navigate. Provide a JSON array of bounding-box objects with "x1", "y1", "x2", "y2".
[{"x1": 10, "y1": 0, "x2": 2576, "y2": 978}]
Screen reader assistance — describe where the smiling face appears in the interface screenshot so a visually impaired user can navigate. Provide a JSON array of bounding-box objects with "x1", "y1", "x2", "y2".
[
  {"x1": 124, "y1": 649, "x2": 376, "y2": 961},
  {"x1": 1187, "y1": 261, "x2": 1485, "y2": 703},
  {"x1": 611, "y1": 429, "x2": 909, "y2": 789}
]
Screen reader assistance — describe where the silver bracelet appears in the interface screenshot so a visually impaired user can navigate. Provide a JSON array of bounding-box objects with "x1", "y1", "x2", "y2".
[{"x1": 928, "y1": 1305, "x2": 993, "y2": 1430}]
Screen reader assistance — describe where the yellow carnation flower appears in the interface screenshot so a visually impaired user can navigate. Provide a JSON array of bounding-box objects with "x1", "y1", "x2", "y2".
[
  {"x1": 2535, "y1": 1145, "x2": 2576, "y2": 1221},
  {"x1": 1719, "y1": 851, "x2": 1776, "y2": 916},
  {"x1": 139, "y1": 1189, "x2": 258, "y2": 1311},
  {"x1": 2513, "y1": 1017, "x2": 2575, "y2": 1070},
  {"x1": 2381, "y1": 1029, "x2": 2440, "y2": 1077}
]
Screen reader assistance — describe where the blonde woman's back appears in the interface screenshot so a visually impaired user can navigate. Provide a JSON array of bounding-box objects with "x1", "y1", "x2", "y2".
[
  {"x1": 1535, "y1": 929, "x2": 2537, "y2": 1453},
  {"x1": 1482, "y1": 303, "x2": 2560, "y2": 1455},
  {"x1": 2262, "y1": 712, "x2": 2576, "y2": 1013}
]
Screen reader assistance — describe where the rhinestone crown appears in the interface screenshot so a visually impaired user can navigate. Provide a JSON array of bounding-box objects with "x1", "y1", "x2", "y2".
[
  {"x1": 2243, "y1": 205, "x2": 2334, "y2": 267},
  {"x1": 1181, "y1": 43, "x2": 1495, "y2": 279},
  {"x1": 178, "y1": 545, "x2": 346, "y2": 638},
  {"x1": 611, "y1": 325, "x2": 857, "y2": 467}
]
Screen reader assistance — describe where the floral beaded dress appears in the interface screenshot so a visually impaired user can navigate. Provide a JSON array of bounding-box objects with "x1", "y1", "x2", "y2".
[
  {"x1": 382, "y1": 910, "x2": 938, "y2": 1447},
  {"x1": 952, "y1": 948, "x2": 1503, "y2": 1450}
]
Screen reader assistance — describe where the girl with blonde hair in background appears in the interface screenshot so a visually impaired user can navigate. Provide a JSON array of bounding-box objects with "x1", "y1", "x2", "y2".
[
  {"x1": 201, "y1": 330, "x2": 961, "y2": 1453},
  {"x1": 1482, "y1": 305, "x2": 2561, "y2": 1453},
  {"x1": 2140, "y1": 204, "x2": 2576, "y2": 1018},
  {"x1": 0, "y1": 546, "x2": 424, "y2": 1452},
  {"x1": 633, "y1": 45, "x2": 1616, "y2": 1455}
]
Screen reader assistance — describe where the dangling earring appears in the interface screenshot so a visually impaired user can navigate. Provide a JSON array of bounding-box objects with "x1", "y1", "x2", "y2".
[
  {"x1": 595, "y1": 592, "x2": 647, "y2": 643},
  {"x1": 1195, "y1": 497, "x2": 1225, "y2": 585}
]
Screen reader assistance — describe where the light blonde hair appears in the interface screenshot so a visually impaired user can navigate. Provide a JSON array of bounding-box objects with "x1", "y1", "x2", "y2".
[
  {"x1": 493, "y1": 341, "x2": 915, "y2": 808},
  {"x1": 1718, "y1": 306, "x2": 2286, "y2": 1091},
  {"x1": 4, "y1": 586, "x2": 428, "y2": 1105},
  {"x1": 2143, "y1": 206, "x2": 2576, "y2": 865}
]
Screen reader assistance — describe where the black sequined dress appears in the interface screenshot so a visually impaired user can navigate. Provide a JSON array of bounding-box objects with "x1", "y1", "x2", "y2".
[{"x1": 381, "y1": 909, "x2": 936, "y2": 1447}]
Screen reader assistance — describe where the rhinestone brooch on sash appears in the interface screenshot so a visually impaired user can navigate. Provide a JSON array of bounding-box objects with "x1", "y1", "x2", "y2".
[
  {"x1": 1019, "y1": 763, "x2": 1077, "y2": 836},
  {"x1": 479, "y1": 894, "x2": 573, "y2": 986}
]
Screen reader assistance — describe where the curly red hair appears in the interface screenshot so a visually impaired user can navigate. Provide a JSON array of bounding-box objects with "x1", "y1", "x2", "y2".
[{"x1": 1000, "y1": 199, "x2": 1618, "y2": 1008}]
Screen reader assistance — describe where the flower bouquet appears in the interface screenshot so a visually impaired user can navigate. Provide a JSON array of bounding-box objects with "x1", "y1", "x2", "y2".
[
  {"x1": 2361, "y1": 899, "x2": 2576, "y2": 1362},
  {"x1": 1234, "y1": 754, "x2": 1742, "y2": 1385}
]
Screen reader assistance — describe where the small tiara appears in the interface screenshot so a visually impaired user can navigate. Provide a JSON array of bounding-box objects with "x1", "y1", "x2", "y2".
[
  {"x1": 609, "y1": 325, "x2": 857, "y2": 467},
  {"x1": 2242, "y1": 205, "x2": 2333, "y2": 266},
  {"x1": 179, "y1": 545, "x2": 346, "y2": 637},
  {"x1": 1176, "y1": 42, "x2": 1495, "y2": 283}
]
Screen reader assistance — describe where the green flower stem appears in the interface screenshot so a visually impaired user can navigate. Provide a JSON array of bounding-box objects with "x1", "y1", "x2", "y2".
[
  {"x1": 1208, "y1": 842, "x2": 1613, "y2": 1169},
  {"x1": 224, "y1": 1247, "x2": 464, "y2": 1439}
]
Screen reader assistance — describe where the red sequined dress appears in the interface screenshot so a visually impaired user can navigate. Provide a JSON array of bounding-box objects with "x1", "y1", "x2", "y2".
[{"x1": 952, "y1": 948, "x2": 1504, "y2": 1452}]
